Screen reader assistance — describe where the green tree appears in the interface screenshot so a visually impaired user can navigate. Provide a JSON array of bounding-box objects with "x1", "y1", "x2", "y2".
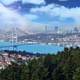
[{"x1": 73, "y1": 67, "x2": 80, "y2": 80}]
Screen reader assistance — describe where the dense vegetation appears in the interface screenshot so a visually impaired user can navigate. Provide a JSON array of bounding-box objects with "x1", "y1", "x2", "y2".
[{"x1": 0, "y1": 47, "x2": 80, "y2": 80}]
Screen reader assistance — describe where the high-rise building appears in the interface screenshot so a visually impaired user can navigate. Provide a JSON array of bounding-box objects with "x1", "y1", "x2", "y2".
[
  {"x1": 54, "y1": 26, "x2": 59, "y2": 34},
  {"x1": 45, "y1": 26, "x2": 48, "y2": 33},
  {"x1": 73, "y1": 27, "x2": 79, "y2": 33}
]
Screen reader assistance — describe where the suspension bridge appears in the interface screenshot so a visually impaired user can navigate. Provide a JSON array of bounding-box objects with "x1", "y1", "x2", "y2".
[{"x1": 0, "y1": 27, "x2": 33, "y2": 51}]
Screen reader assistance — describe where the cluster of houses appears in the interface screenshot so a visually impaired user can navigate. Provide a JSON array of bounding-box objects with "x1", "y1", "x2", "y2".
[{"x1": 0, "y1": 51, "x2": 39, "y2": 69}]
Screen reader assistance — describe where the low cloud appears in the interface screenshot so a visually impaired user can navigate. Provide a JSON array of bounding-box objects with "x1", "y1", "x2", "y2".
[
  {"x1": 0, "y1": 3, "x2": 28, "y2": 30},
  {"x1": 0, "y1": 3, "x2": 45, "y2": 33}
]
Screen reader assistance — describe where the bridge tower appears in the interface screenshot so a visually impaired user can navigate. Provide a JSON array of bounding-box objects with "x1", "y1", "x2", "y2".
[
  {"x1": 11, "y1": 27, "x2": 18, "y2": 51},
  {"x1": 14, "y1": 27, "x2": 18, "y2": 43}
]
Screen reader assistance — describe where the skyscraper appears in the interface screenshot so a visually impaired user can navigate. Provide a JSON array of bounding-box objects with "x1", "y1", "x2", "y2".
[
  {"x1": 73, "y1": 27, "x2": 79, "y2": 33},
  {"x1": 54, "y1": 26, "x2": 59, "y2": 34},
  {"x1": 45, "y1": 26, "x2": 48, "y2": 33}
]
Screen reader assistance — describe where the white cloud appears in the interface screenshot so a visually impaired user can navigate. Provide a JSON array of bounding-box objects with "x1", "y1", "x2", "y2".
[
  {"x1": 50, "y1": 6, "x2": 80, "y2": 25},
  {"x1": 31, "y1": 4, "x2": 57, "y2": 13},
  {"x1": 1, "y1": 0, "x2": 45, "y2": 5},
  {"x1": 0, "y1": 3, "x2": 45, "y2": 33},
  {"x1": 22, "y1": 0, "x2": 45, "y2": 4},
  {"x1": 0, "y1": 4, "x2": 26, "y2": 26},
  {"x1": 0, "y1": 0, "x2": 17, "y2": 5},
  {"x1": 30, "y1": 4, "x2": 80, "y2": 25},
  {"x1": 0, "y1": 3, "x2": 31, "y2": 32}
]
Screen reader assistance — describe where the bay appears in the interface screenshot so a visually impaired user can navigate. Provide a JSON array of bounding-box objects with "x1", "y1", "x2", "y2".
[{"x1": 0, "y1": 41, "x2": 64, "y2": 54}]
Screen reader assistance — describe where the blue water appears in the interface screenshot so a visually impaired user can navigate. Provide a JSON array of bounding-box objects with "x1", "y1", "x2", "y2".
[{"x1": 0, "y1": 42, "x2": 64, "y2": 54}]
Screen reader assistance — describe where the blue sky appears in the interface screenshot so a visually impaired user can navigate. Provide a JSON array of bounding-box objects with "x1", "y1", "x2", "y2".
[{"x1": 0, "y1": 0, "x2": 80, "y2": 33}]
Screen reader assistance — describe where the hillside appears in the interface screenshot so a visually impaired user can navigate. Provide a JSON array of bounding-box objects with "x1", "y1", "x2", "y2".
[{"x1": 0, "y1": 47, "x2": 80, "y2": 80}]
